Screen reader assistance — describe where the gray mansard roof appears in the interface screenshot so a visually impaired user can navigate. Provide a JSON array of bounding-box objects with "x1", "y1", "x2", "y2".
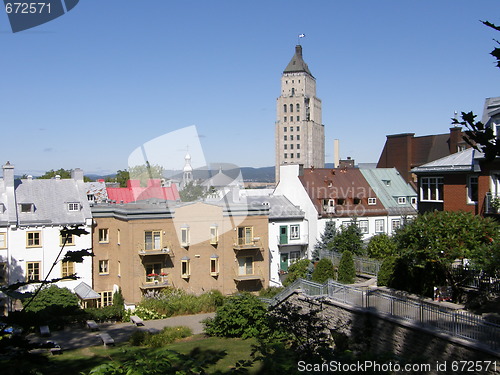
[{"x1": 283, "y1": 45, "x2": 314, "y2": 77}]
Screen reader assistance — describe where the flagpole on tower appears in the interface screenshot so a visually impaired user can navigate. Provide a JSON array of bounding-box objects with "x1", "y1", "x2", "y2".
[{"x1": 298, "y1": 33, "x2": 305, "y2": 45}]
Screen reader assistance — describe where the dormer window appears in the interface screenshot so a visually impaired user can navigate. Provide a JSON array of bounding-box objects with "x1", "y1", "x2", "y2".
[
  {"x1": 68, "y1": 202, "x2": 80, "y2": 211},
  {"x1": 20, "y1": 203, "x2": 34, "y2": 213},
  {"x1": 368, "y1": 198, "x2": 377, "y2": 205},
  {"x1": 397, "y1": 197, "x2": 407, "y2": 204}
]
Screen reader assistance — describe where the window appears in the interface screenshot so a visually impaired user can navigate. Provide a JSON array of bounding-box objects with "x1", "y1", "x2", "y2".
[
  {"x1": 467, "y1": 175, "x2": 479, "y2": 203},
  {"x1": 290, "y1": 153, "x2": 294, "y2": 158},
  {"x1": 26, "y1": 231, "x2": 41, "y2": 247},
  {"x1": 297, "y1": 116, "x2": 300, "y2": 121},
  {"x1": 284, "y1": 126, "x2": 287, "y2": 132},
  {"x1": 290, "y1": 104, "x2": 293, "y2": 112},
  {"x1": 0, "y1": 233, "x2": 6, "y2": 249},
  {"x1": 145, "y1": 230, "x2": 161, "y2": 250},
  {"x1": 353, "y1": 197, "x2": 361, "y2": 205},
  {"x1": 87, "y1": 194, "x2": 95, "y2": 203},
  {"x1": 60, "y1": 233, "x2": 74, "y2": 246},
  {"x1": 290, "y1": 144, "x2": 294, "y2": 149},
  {"x1": 20, "y1": 203, "x2": 34, "y2": 213},
  {"x1": 284, "y1": 135, "x2": 287, "y2": 141},
  {"x1": 284, "y1": 117, "x2": 287, "y2": 122},
  {"x1": 296, "y1": 103, "x2": 300, "y2": 112},
  {"x1": 284, "y1": 144, "x2": 287, "y2": 150},
  {"x1": 420, "y1": 177, "x2": 444, "y2": 202},
  {"x1": 27, "y1": 262, "x2": 41, "y2": 281},
  {"x1": 358, "y1": 220, "x2": 369, "y2": 234},
  {"x1": 210, "y1": 255, "x2": 219, "y2": 276},
  {"x1": 68, "y1": 202, "x2": 80, "y2": 211},
  {"x1": 99, "y1": 260, "x2": 109, "y2": 275},
  {"x1": 290, "y1": 225, "x2": 300, "y2": 239},
  {"x1": 411, "y1": 197, "x2": 417, "y2": 205},
  {"x1": 237, "y1": 226, "x2": 253, "y2": 245},
  {"x1": 337, "y1": 198, "x2": 346, "y2": 206},
  {"x1": 98, "y1": 291, "x2": 113, "y2": 307},
  {"x1": 98, "y1": 228, "x2": 109, "y2": 243},
  {"x1": 145, "y1": 262, "x2": 162, "y2": 282},
  {"x1": 290, "y1": 126, "x2": 293, "y2": 131},
  {"x1": 397, "y1": 197, "x2": 407, "y2": 204},
  {"x1": 296, "y1": 126, "x2": 300, "y2": 131},
  {"x1": 283, "y1": 104, "x2": 287, "y2": 113},
  {"x1": 290, "y1": 251, "x2": 300, "y2": 264},
  {"x1": 290, "y1": 135, "x2": 294, "y2": 141},
  {"x1": 368, "y1": 198, "x2": 377, "y2": 205},
  {"x1": 375, "y1": 219, "x2": 385, "y2": 233},
  {"x1": 284, "y1": 153, "x2": 288, "y2": 159},
  {"x1": 181, "y1": 258, "x2": 190, "y2": 278},
  {"x1": 297, "y1": 144, "x2": 300, "y2": 149},
  {"x1": 61, "y1": 261, "x2": 75, "y2": 278},
  {"x1": 296, "y1": 135, "x2": 300, "y2": 141},
  {"x1": 297, "y1": 153, "x2": 300, "y2": 158},
  {"x1": 238, "y1": 256, "x2": 253, "y2": 275},
  {"x1": 392, "y1": 219, "x2": 401, "y2": 231},
  {"x1": 181, "y1": 227, "x2": 190, "y2": 247},
  {"x1": 210, "y1": 226, "x2": 218, "y2": 245}
]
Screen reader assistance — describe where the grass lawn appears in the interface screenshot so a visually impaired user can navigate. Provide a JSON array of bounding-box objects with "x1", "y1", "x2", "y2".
[{"x1": 21, "y1": 334, "x2": 261, "y2": 375}]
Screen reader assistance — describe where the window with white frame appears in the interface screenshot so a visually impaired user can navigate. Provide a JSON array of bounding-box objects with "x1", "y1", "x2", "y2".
[
  {"x1": 210, "y1": 226, "x2": 218, "y2": 245},
  {"x1": 397, "y1": 197, "x2": 407, "y2": 204},
  {"x1": 368, "y1": 198, "x2": 377, "y2": 205},
  {"x1": 392, "y1": 219, "x2": 401, "y2": 231},
  {"x1": 181, "y1": 227, "x2": 190, "y2": 247},
  {"x1": 210, "y1": 255, "x2": 219, "y2": 276},
  {"x1": 290, "y1": 251, "x2": 300, "y2": 264},
  {"x1": 0, "y1": 233, "x2": 6, "y2": 248},
  {"x1": 467, "y1": 175, "x2": 479, "y2": 203},
  {"x1": 375, "y1": 219, "x2": 385, "y2": 233},
  {"x1": 358, "y1": 220, "x2": 369, "y2": 234},
  {"x1": 67, "y1": 202, "x2": 80, "y2": 211},
  {"x1": 290, "y1": 225, "x2": 300, "y2": 240},
  {"x1": 420, "y1": 177, "x2": 444, "y2": 202},
  {"x1": 181, "y1": 258, "x2": 190, "y2": 278}
]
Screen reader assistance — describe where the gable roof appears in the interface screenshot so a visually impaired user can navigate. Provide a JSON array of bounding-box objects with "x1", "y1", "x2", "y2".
[
  {"x1": 411, "y1": 147, "x2": 477, "y2": 173},
  {"x1": 283, "y1": 45, "x2": 314, "y2": 77}
]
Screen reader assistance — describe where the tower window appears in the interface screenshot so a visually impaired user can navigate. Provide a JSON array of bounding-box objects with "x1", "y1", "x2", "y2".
[
  {"x1": 290, "y1": 135, "x2": 294, "y2": 141},
  {"x1": 297, "y1": 153, "x2": 300, "y2": 158},
  {"x1": 290, "y1": 153, "x2": 294, "y2": 158},
  {"x1": 296, "y1": 103, "x2": 300, "y2": 112},
  {"x1": 291, "y1": 88, "x2": 295, "y2": 96},
  {"x1": 290, "y1": 144, "x2": 294, "y2": 149},
  {"x1": 297, "y1": 116, "x2": 300, "y2": 121},
  {"x1": 284, "y1": 144, "x2": 287, "y2": 150},
  {"x1": 284, "y1": 153, "x2": 288, "y2": 159},
  {"x1": 290, "y1": 104, "x2": 293, "y2": 113},
  {"x1": 297, "y1": 144, "x2": 300, "y2": 149},
  {"x1": 296, "y1": 126, "x2": 300, "y2": 131},
  {"x1": 284, "y1": 135, "x2": 287, "y2": 141},
  {"x1": 297, "y1": 135, "x2": 300, "y2": 140},
  {"x1": 284, "y1": 127, "x2": 287, "y2": 132},
  {"x1": 283, "y1": 104, "x2": 287, "y2": 113},
  {"x1": 284, "y1": 117, "x2": 287, "y2": 122}
]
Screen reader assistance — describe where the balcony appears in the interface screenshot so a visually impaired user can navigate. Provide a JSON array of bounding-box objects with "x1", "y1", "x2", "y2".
[
  {"x1": 138, "y1": 243, "x2": 174, "y2": 257},
  {"x1": 139, "y1": 275, "x2": 169, "y2": 290},
  {"x1": 233, "y1": 237, "x2": 263, "y2": 251},
  {"x1": 233, "y1": 266, "x2": 264, "y2": 282},
  {"x1": 277, "y1": 234, "x2": 309, "y2": 247}
]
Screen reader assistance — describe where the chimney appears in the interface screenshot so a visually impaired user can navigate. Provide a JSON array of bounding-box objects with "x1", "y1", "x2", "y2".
[
  {"x1": 449, "y1": 127, "x2": 462, "y2": 153},
  {"x1": 71, "y1": 168, "x2": 84, "y2": 181},
  {"x1": 2, "y1": 161, "x2": 14, "y2": 188},
  {"x1": 333, "y1": 139, "x2": 340, "y2": 168},
  {"x1": 295, "y1": 45, "x2": 302, "y2": 57}
]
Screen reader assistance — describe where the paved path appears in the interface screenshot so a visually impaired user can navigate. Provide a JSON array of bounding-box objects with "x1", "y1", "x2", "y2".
[{"x1": 28, "y1": 312, "x2": 215, "y2": 351}]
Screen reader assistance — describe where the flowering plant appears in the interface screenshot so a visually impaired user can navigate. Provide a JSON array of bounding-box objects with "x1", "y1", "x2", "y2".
[
  {"x1": 160, "y1": 272, "x2": 168, "y2": 276},
  {"x1": 147, "y1": 273, "x2": 158, "y2": 277}
]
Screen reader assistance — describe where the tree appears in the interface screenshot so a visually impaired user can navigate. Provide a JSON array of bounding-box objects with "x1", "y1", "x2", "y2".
[
  {"x1": 337, "y1": 250, "x2": 356, "y2": 284},
  {"x1": 313, "y1": 220, "x2": 336, "y2": 259},
  {"x1": 366, "y1": 233, "x2": 398, "y2": 260},
  {"x1": 311, "y1": 258, "x2": 335, "y2": 283},
  {"x1": 129, "y1": 163, "x2": 164, "y2": 186},
  {"x1": 179, "y1": 181, "x2": 207, "y2": 202},
  {"x1": 453, "y1": 21, "x2": 500, "y2": 160},
  {"x1": 282, "y1": 259, "x2": 311, "y2": 286},
  {"x1": 113, "y1": 169, "x2": 130, "y2": 187},
  {"x1": 37, "y1": 168, "x2": 92, "y2": 181},
  {"x1": 331, "y1": 222, "x2": 364, "y2": 255},
  {"x1": 392, "y1": 211, "x2": 500, "y2": 297}
]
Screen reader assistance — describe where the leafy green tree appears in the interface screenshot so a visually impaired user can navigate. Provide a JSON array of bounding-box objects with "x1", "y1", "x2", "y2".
[
  {"x1": 367, "y1": 233, "x2": 398, "y2": 260},
  {"x1": 311, "y1": 258, "x2": 335, "y2": 283},
  {"x1": 337, "y1": 250, "x2": 356, "y2": 284},
  {"x1": 203, "y1": 293, "x2": 268, "y2": 338},
  {"x1": 38, "y1": 168, "x2": 92, "y2": 182},
  {"x1": 377, "y1": 256, "x2": 398, "y2": 287},
  {"x1": 113, "y1": 169, "x2": 130, "y2": 187},
  {"x1": 282, "y1": 258, "x2": 311, "y2": 286},
  {"x1": 129, "y1": 163, "x2": 164, "y2": 186},
  {"x1": 331, "y1": 222, "x2": 364, "y2": 255},
  {"x1": 179, "y1": 181, "x2": 207, "y2": 202}
]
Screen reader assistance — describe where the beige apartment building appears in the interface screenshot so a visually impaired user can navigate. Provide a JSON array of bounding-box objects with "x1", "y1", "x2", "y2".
[
  {"x1": 275, "y1": 44, "x2": 325, "y2": 182},
  {"x1": 92, "y1": 200, "x2": 269, "y2": 306}
]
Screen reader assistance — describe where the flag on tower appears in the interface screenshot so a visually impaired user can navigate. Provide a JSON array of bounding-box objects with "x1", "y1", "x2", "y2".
[{"x1": 298, "y1": 34, "x2": 305, "y2": 38}]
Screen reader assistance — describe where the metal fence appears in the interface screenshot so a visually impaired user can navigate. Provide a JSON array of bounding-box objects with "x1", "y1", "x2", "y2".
[
  {"x1": 270, "y1": 278, "x2": 500, "y2": 351},
  {"x1": 322, "y1": 250, "x2": 381, "y2": 276},
  {"x1": 451, "y1": 267, "x2": 500, "y2": 294}
]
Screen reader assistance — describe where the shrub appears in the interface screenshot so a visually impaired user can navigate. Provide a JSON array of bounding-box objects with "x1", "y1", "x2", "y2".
[
  {"x1": 331, "y1": 222, "x2": 364, "y2": 255},
  {"x1": 367, "y1": 233, "x2": 397, "y2": 260},
  {"x1": 129, "y1": 326, "x2": 192, "y2": 347},
  {"x1": 85, "y1": 305, "x2": 124, "y2": 322},
  {"x1": 283, "y1": 259, "x2": 311, "y2": 286},
  {"x1": 337, "y1": 250, "x2": 356, "y2": 284},
  {"x1": 311, "y1": 258, "x2": 335, "y2": 283},
  {"x1": 204, "y1": 293, "x2": 268, "y2": 338},
  {"x1": 377, "y1": 256, "x2": 398, "y2": 286},
  {"x1": 259, "y1": 286, "x2": 284, "y2": 298}
]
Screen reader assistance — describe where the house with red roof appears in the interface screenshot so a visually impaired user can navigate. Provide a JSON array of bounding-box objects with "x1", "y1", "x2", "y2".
[{"x1": 106, "y1": 179, "x2": 180, "y2": 204}]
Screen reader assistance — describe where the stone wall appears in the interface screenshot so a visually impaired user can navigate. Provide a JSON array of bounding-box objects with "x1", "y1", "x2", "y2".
[{"x1": 282, "y1": 291, "x2": 500, "y2": 375}]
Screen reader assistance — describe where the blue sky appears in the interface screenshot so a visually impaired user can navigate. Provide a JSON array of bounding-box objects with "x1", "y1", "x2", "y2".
[{"x1": 1, "y1": 0, "x2": 499, "y2": 176}]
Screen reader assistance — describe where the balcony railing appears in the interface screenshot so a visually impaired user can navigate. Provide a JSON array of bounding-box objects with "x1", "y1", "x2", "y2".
[
  {"x1": 233, "y1": 236, "x2": 263, "y2": 250},
  {"x1": 233, "y1": 266, "x2": 264, "y2": 282},
  {"x1": 138, "y1": 242, "x2": 174, "y2": 256},
  {"x1": 139, "y1": 275, "x2": 169, "y2": 290},
  {"x1": 277, "y1": 234, "x2": 309, "y2": 246}
]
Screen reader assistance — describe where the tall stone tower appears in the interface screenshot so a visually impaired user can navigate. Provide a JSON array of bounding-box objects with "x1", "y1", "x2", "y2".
[{"x1": 275, "y1": 45, "x2": 325, "y2": 182}]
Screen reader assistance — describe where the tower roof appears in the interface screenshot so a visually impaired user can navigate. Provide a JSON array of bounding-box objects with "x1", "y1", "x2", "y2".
[{"x1": 283, "y1": 45, "x2": 314, "y2": 77}]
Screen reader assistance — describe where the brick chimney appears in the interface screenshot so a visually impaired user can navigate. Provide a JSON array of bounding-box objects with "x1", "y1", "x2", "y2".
[{"x1": 449, "y1": 127, "x2": 463, "y2": 153}]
